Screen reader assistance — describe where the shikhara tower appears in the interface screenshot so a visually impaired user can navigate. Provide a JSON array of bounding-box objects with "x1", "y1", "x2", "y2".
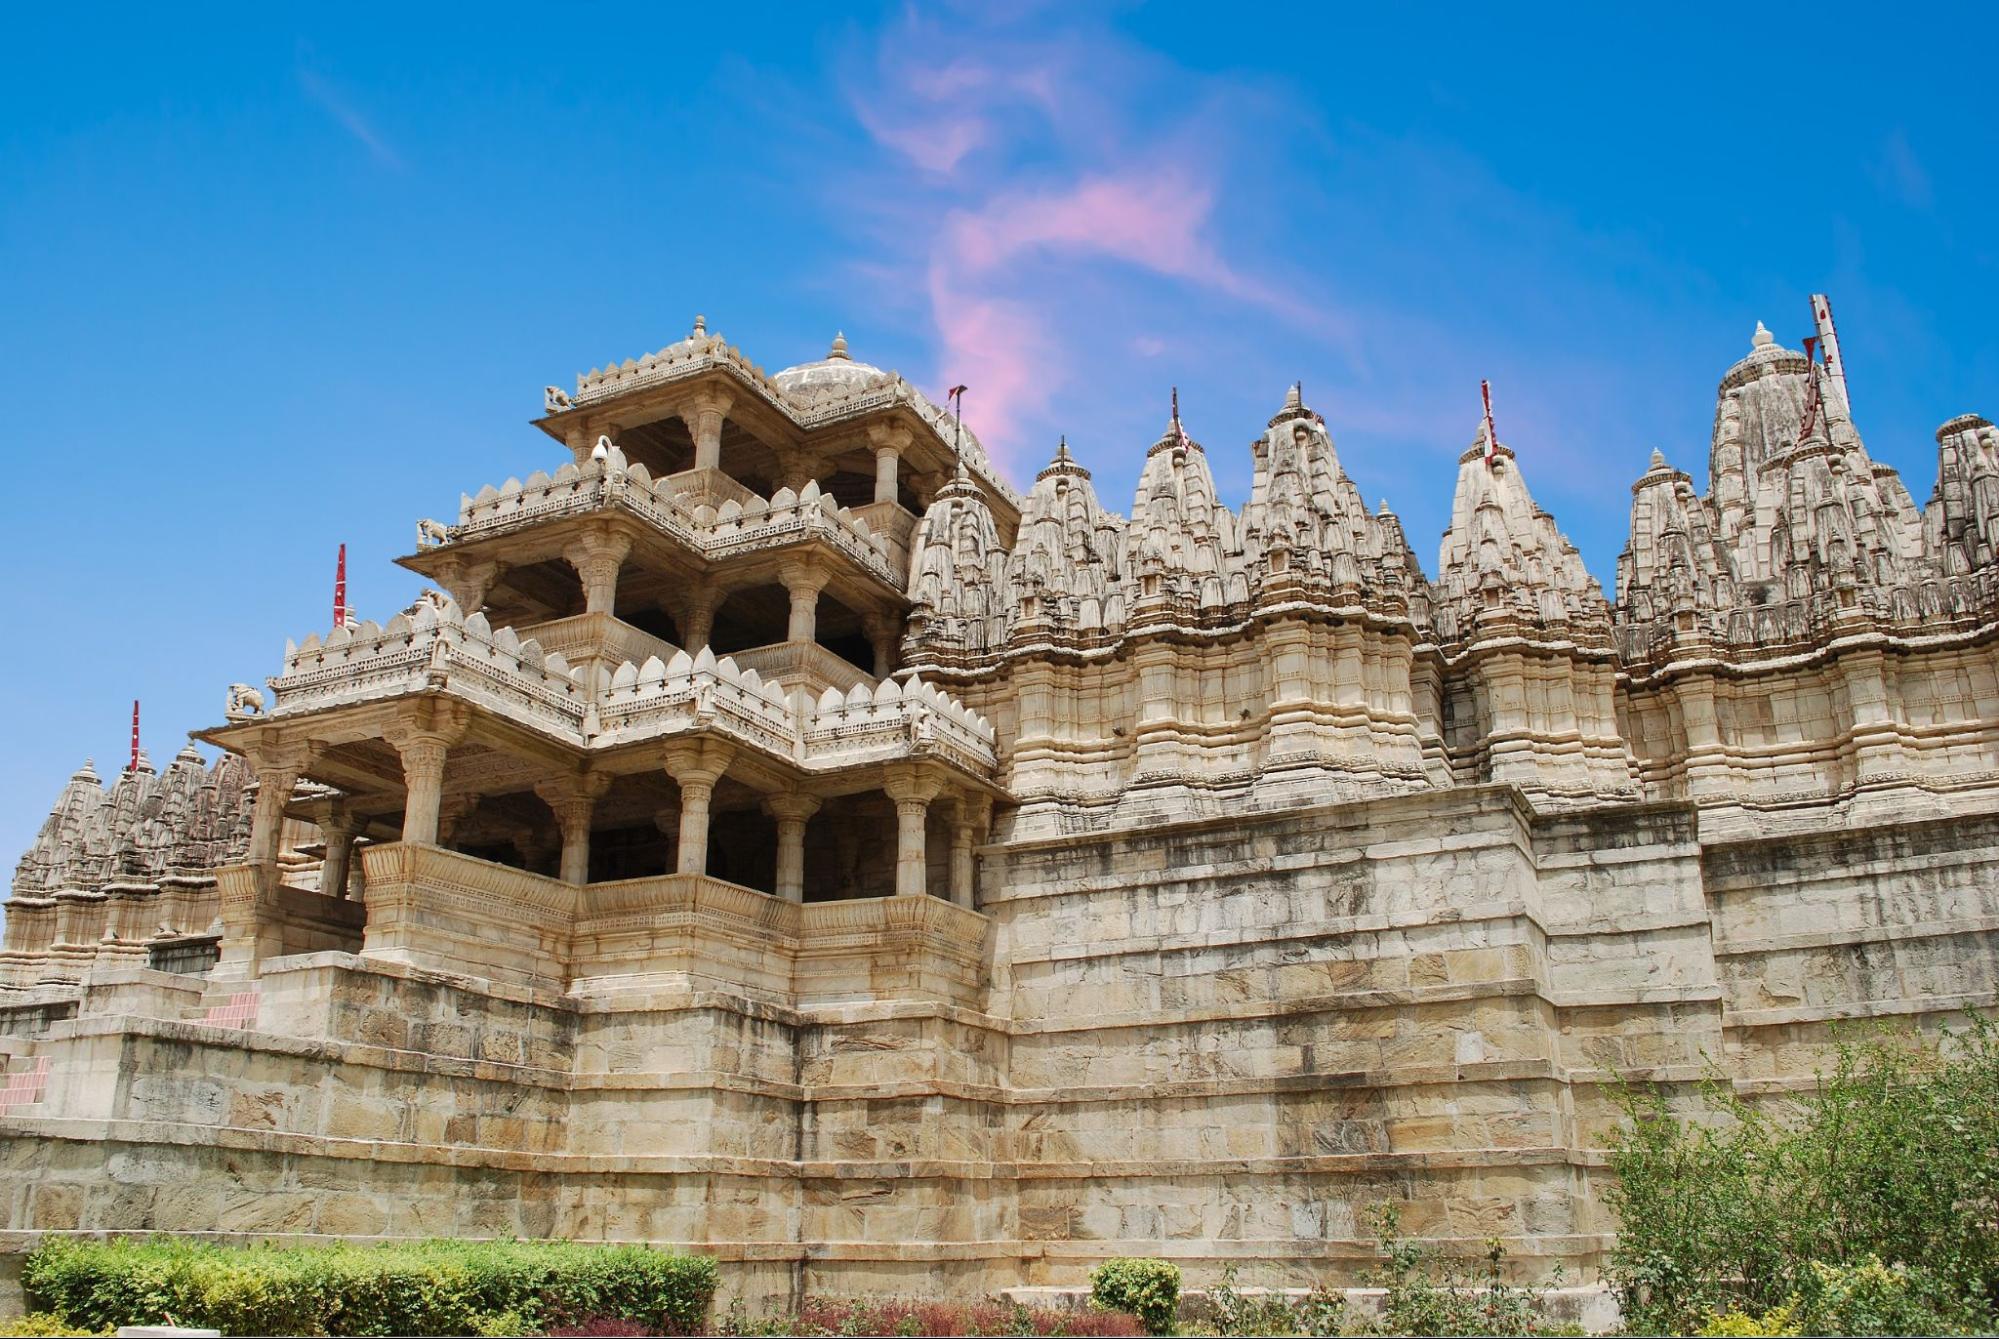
[{"x1": 2, "y1": 303, "x2": 1996, "y2": 1308}]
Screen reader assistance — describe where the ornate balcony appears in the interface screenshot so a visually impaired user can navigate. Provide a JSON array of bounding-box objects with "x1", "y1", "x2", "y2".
[{"x1": 427, "y1": 448, "x2": 907, "y2": 594}]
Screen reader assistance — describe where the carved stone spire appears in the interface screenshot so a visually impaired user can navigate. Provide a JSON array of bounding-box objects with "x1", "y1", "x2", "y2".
[
  {"x1": 1007, "y1": 437, "x2": 1125, "y2": 640},
  {"x1": 1436, "y1": 431, "x2": 1608, "y2": 648},
  {"x1": 906, "y1": 463, "x2": 1010, "y2": 661},
  {"x1": 1129, "y1": 395, "x2": 1240, "y2": 606}
]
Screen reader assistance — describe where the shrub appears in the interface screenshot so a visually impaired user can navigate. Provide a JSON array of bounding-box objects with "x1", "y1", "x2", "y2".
[
  {"x1": 1205, "y1": 1262, "x2": 1329, "y2": 1337},
  {"x1": 0, "y1": 1318, "x2": 111, "y2": 1338},
  {"x1": 20, "y1": 1237, "x2": 719, "y2": 1337},
  {"x1": 1089, "y1": 1259, "x2": 1180, "y2": 1336},
  {"x1": 758, "y1": 1297, "x2": 1144, "y2": 1336},
  {"x1": 1696, "y1": 1299, "x2": 1803, "y2": 1337},
  {"x1": 1606, "y1": 1017, "x2": 1999, "y2": 1336},
  {"x1": 1350, "y1": 1205, "x2": 1572, "y2": 1337}
]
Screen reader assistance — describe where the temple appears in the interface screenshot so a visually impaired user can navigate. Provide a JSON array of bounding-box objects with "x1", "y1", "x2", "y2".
[{"x1": 3, "y1": 302, "x2": 1995, "y2": 1306}]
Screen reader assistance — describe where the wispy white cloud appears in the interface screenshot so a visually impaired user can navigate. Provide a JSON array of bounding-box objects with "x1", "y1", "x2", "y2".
[
  {"x1": 835, "y1": 10, "x2": 1352, "y2": 468},
  {"x1": 297, "y1": 68, "x2": 403, "y2": 170}
]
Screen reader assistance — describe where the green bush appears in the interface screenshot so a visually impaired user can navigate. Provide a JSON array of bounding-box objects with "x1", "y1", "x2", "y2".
[
  {"x1": 0, "y1": 1317, "x2": 111, "y2": 1338},
  {"x1": 1606, "y1": 1016, "x2": 1999, "y2": 1336},
  {"x1": 21, "y1": 1237, "x2": 719, "y2": 1337},
  {"x1": 1349, "y1": 1205, "x2": 1570, "y2": 1337},
  {"x1": 1089, "y1": 1258, "x2": 1180, "y2": 1335}
]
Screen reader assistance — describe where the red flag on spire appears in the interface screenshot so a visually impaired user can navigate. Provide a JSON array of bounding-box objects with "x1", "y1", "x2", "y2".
[{"x1": 333, "y1": 543, "x2": 348, "y2": 629}]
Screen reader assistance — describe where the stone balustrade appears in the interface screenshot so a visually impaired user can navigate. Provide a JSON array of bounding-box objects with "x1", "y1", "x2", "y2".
[
  {"x1": 260, "y1": 601, "x2": 1000, "y2": 780},
  {"x1": 595, "y1": 645, "x2": 999, "y2": 777},
  {"x1": 359, "y1": 842, "x2": 988, "y2": 1003},
  {"x1": 447, "y1": 448, "x2": 903, "y2": 590},
  {"x1": 272, "y1": 602, "x2": 590, "y2": 739}
]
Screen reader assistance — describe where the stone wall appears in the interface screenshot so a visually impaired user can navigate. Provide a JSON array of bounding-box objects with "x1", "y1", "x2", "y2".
[{"x1": 3, "y1": 780, "x2": 1987, "y2": 1307}]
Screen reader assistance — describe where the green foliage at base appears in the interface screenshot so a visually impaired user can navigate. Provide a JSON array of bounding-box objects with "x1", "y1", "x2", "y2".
[
  {"x1": 1347, "y1": 1206, "x2": 1577, "y2": 1338},
  {"x1": 20, "y1": 1237, "x2": 719, "y2": 1337},
  {"x1": 1088, "y1": 1258, "x2": 1181, "y2": 1336},
  {"x1": 0, "y1": 1317, "x2": 112, "y2": 1338},
  {"x1": 1607, "y1": 1016, "x2": 1999, "y2": 1337}
]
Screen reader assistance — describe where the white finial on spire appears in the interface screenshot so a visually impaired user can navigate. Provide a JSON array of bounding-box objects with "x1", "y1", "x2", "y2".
[
  {"x1": 1649, "y1": 448, "x2": 1668, "y2": 470},
  {"x1": 693, "y1": 314, "x2": 706, "y2": 337},
  {"x1": 1751, "y1": 320, "x2": 1774, "y2": 349},
  {"x1": 828, "y1": 331, "x2": 850, "y2": 361}
]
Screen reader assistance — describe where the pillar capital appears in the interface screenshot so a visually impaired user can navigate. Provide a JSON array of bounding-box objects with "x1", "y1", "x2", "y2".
[
  {"x1": 384, "y1": 701, "x2": 472, "y2": 753},
  {"x1": 882, "y1": 763, "x2": 944, "y2": 807},
  {"x1": 776, "y1": 559, "x2": 833, "y2": 598},
  {"x1": 661, "y1": 738, "x2": 734, "y2": 790},
  {"x1": 865, "y1": 422, "x2": 914, "y2": 452},
  {"x1": 433, "y1": 556, "x2": 503, "y2": 613},
  {"x1": 762, "y1": 791, "x2": 823, "y2": 824}
]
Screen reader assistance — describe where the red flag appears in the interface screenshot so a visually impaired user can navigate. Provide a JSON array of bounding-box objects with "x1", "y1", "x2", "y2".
[{"x1": 333, "y1": 543, "x2": 348, "y2": 628}]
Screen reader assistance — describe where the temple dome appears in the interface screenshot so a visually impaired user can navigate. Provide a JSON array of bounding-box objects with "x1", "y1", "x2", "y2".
[{"x1": 773, "y1": 332, "x2": 889, "y2": 400}]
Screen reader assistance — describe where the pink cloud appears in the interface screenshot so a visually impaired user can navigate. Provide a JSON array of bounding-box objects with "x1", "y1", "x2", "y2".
[{"x1": 925, "y1": 263, "x2": 1053, "y2": 451}]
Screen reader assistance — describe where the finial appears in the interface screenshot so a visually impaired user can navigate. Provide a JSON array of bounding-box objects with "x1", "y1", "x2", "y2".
[
  {"x1": 693, "y1": 314, "x2": 706, "y2": 337},
  {"x1": 1649, "y1": 448, "x2": 1667, "y2": 470},
  {"x1": 1378, "y1": 498, "x2": 1390, "y2": 515},
  {"x1": 1171, "y1": 386, "x2": 1181, "y2": 428},
  {"x1": 129, "y1": 699, "x2": 140, "y2": 774},
  {"x1": 828, "y1": 331, "x2": 850, "y2": 361},
  {"x1": 1285, "y1": 381, "x2": 1302, "y2": 412},
  {"x1": 1056, "y1": 435, "x2": 1071, "y2": 461},
  {"x1": 1752, "y1": 320, "x2": 1774, "y2": 349}
]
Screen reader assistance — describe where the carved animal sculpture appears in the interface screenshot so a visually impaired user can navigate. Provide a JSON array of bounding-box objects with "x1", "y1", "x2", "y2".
[
  {"x1": 544, "y1": 385, "x2": 573, "y2": 412},
  {"x1": 225, "y1": 683, "x2": 265, "y2": 720},
  {"x1": 416, "y1": 518, "x2": 449, "y2": 549}
]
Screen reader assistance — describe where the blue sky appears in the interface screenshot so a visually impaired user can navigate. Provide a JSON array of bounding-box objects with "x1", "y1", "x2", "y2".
[{"x1": 2, "y1": 3, "x2": 1994, "y2": 867}]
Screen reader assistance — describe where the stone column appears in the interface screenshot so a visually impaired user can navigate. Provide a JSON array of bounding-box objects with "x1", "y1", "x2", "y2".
[
  {"x1": 565, "y1": 530, "x2": 633, "y2": 616},
  {"x1": 948, "y1": 795, "x2": 992, "y2": 909},
  {"x1": 764, "y1": 792, "x2": 822, "y2": 902},
  {"x1": 662, "y1": 740, "x2": 733, "y2": 876},
  {"x1": 564, "y1": 423, "x2": 591, "y2": 466},
  {"x1": 682, "y1": 391, "x2": 734, "y2": 471},
  {"x1": 247, "y1": 757, "x2": 302, "y2": 873},
  {"x1": 675, "y1": 587, "x2": 716, "y2": 652},
  {"x1": 883, "y1": 765, "x2": 942, "y2": 898},
  {"x1": 387, "y1": 712, "x2": 467, "y2": 845},
  {"x1": 867, "y1": 424, "x2": 911, "y2": 505},
  {"x1": 779, "y1": 561, "x2": 830, "y2": 645},
  {"x1": 537, "y1": 775, "x2": 612, "y2": 885},
  {"x1": 862, "y1": 614, "x2": 898, "y2": 679},
  {"x1": 317, "y1": 810, "x2": 360, "y2": 900}
]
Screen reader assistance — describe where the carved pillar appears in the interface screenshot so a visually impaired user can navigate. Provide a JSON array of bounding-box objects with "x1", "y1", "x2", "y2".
[
  {"x1": 883, "y1": 765, "x2": 942, "y2": 898},
  {"x1": 435, "y1": 794, "x2": 477, "y2": 848},
  {"x1": 949, "y1": 794, "x2": 992, "y2": 909},
  {"x1": 764, "y1": 792, "x2": 822, "y2": 902},
  {"x1": 867, "y1": 424, "x2": 911, "y2": 506},
  {"x1": 662, "y1": 740, "x2": 733, "y2": 876},
  {"x1": 537, "y1": 774, "x2": 612, "y2": 885},
  {"x1": 564, "y1": 422, "x2": 591, "y2": 466},
  {"x1": 675, "y1": 587, "x2": 716, "y2": 653},
  {"x1": 317, "y1": 809, "x2": 360, "y2": 900},
  {"x1": 682, "y1": 391, "x2": 734, "y2": 472},
  {"x1": 862, "y1": 615, "x2": 898, "y2": 679},
  {"x1": 247, "y1": 757, "x2": 302, "y2": 875},
  {"x1": 565, "y1": 530, "x2": 633, "y2": 616},
  {"x1": 779, "y1": 561, "x2": 830, "y2": 644},
  {"x1": 772, "y1": 447, "x2": 814, "y2": 494},
  {"x1": 388, "y1": 713, "x2": 467, "y2": 845}
]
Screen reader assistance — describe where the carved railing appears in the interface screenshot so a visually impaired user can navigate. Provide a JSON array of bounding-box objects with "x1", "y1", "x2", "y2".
[
  {"x1": 448, "y1": 450, "x2": 904, "y2": 590},
  {"x1": 271, "y1": 601, "x2": 589, "y2": 742}
]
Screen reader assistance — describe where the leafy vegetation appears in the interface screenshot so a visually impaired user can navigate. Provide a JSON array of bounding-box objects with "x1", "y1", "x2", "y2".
[
  {"x1": 1088, "y1": 1259, "x2": 1182, "y2": 1336},
  {"x1": 1607, "y1": 1017, "x2": 1999, "y2": 1337},
  {"x1": 19, "y1": 1237, "x2": 719, "y2": 1337},
  {"x1": 711, "y1": 1296, "x2": 1144, "y2": 1336}
]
